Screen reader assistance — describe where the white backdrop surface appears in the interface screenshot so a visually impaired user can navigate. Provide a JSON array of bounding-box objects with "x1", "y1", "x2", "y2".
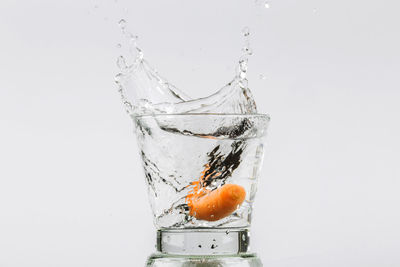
[{"x1": 0, "y1": 0, "x2": 399, "y2": 266}]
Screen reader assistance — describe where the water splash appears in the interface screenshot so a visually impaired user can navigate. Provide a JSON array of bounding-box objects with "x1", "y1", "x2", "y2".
[
  {"x1": 115, "y1": 22, "x2": 257, "y2": 116},
  {"x1": 116, "y1": 21, "x2": 267, "y2": 228}
]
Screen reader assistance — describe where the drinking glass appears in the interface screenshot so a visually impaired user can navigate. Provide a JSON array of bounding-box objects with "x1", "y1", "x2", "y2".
[{"x1": 132, "y1": 113, "x2": 270, "y2": 266}]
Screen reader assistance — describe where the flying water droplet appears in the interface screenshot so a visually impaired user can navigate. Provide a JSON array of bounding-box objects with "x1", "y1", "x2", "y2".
[
  {"x1": 117, "y1": 56, "x2": 127, "y2": 69},
  {"x1": 114, "y1": 73, "x2": 123, "y2": 84},
  {"x1": 239, "y1": 60, "x2": 248, "y2": 74},
  {"x1": 114, "y1": 73, "x2": 123, "y2": 83},
  {"x1": 129, "y1": 34, "x2": 139, "y2": 42},
  {"x1": 242, "y1": 27, "x2": 250, "y2": 37},
  {"x1": 116, "y1": 20, "x2": 258, "y2": 117},
  {"x1": 255, "y1": 0, "x2": 270, "y2": 9},
  {"x1": 118, "y1": 19, "x2": 127, "y2": 31},
  {"x1": 241, "y1": 27, "x2": 252, "y2": 57},
  {"x1": 242, "y1": 46, "x2": 253, "y2": 56},
  {"x1": 259, "y1": 74, "x2": 267, "y2": 80}
]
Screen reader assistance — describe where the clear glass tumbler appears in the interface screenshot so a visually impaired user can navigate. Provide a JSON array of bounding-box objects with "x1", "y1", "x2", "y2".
[{"x1": 132, "y1": 113, "x2": 270, "y2": 266}]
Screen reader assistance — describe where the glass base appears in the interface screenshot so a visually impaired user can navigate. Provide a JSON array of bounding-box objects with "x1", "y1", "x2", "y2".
[
  {"x1": 146, "y1": 253, "x2": 262, "y2": 267},
  {"x1": 157, "y1": 228, "x2": 250, "y2": 255},
  {"x1": 146, "y1": 229, "x2": 262, "y2": 266}
]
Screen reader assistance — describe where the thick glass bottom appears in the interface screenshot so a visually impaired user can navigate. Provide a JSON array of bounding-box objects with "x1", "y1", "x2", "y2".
[
  {"x1": 146, "y1": 253, "x2": 262, "y2": 267},
  {"x1": 146, "y1": 228, "x2": 262, "y2": 266},
  {"x1": 157, "y1": 228, "x2": 250, "y2": 255}
]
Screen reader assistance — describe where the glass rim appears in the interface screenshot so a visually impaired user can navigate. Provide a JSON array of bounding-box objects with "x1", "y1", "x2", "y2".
[{"x1": 131, "y1": 113, "x2": 271, "y2": 120}]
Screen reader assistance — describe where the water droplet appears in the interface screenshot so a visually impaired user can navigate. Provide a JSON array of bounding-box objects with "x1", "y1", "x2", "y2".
[
  {"x1": 240, "y1": 27, "x2": 253, "y2": 59},
  {"x1": 239, "y1": 59, "x2": 248, "y2": 74},
  {"x1": 242, "y1": 46, "x2": 253, "y2": 56},
  {"x1": 129, "y1": 34, "x2": 139, "y2": 42},
  {"x1": 242, "y1": 27, "x2": 250, "y2": 37},
  {"x1": 259, "y1": 74, "x2": 267, "y2": 80},
  {"x1": 118, "y1": 19, "x2": 126, "y2": 31},
  {"x1": 114, "y1": 73, "x2": 123, "y2": 83},
  {"x1": 94, "y1": 4, "x2": 99, "y2": 9},
  {"x1": 117, "y1": 56, "x2": 127, "y2": 69},
  {"x1": 255, "y1": 0, "x2": 270, "y2": 9},
  {"x1": 242, "y1": 234, "x2": 246, "y2": 241},
  {"x1": 116, "y1": 43, "x2": 122, "y2": 48}
]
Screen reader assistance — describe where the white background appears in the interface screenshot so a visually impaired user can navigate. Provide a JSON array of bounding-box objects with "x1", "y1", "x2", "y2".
[{"x1": 1, "y1": 0, "x2": 399, "y2": 266}]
